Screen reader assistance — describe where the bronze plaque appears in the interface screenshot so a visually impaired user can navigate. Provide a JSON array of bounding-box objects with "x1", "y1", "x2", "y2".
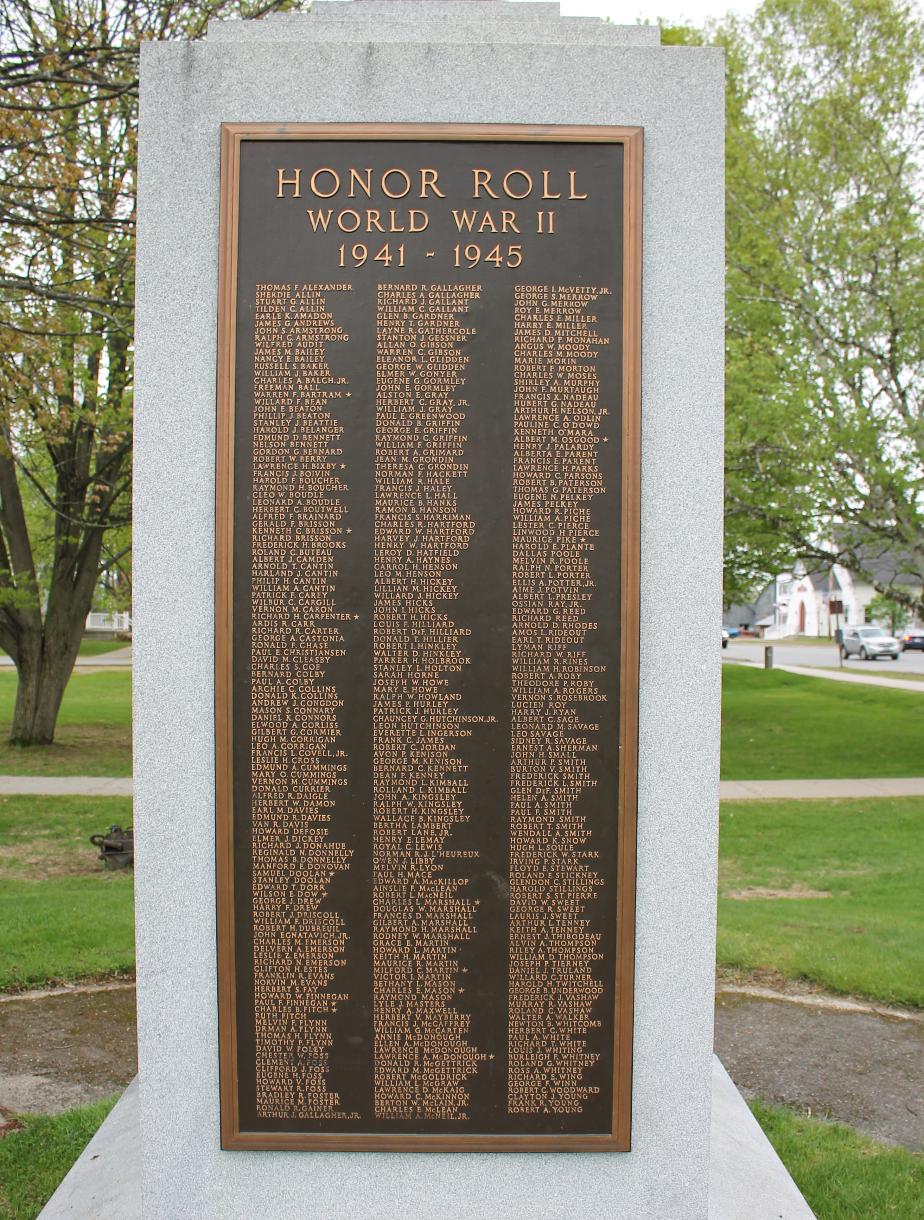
[{"x1": 216, "y1": 124, "x2": 641, "y2": 1152}]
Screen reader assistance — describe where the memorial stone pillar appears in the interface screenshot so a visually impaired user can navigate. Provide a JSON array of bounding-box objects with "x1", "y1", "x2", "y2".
[{"x1": 132, "y1": 3, "x2": 726, "y2": 1216}]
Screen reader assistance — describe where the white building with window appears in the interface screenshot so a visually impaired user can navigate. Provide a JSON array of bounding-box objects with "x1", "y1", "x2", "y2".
[{"x1": 724, "y1": 557, "x2": 921, "y2": 638}]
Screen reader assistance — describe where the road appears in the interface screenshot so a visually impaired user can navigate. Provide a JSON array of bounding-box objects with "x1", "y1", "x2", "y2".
[{"x1": 726, "y1": 638, "x2": 924, "y2": 675}]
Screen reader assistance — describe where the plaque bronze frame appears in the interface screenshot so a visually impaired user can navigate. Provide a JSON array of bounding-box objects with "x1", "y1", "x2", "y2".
[{"x1": 215, "y1": 123, "x2": 642, "y2": 1152}]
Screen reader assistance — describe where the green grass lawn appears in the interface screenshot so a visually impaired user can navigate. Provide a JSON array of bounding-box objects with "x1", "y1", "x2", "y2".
[
  {"x1": 752, "y1": 1100, "x2": 924, "y2": 1219},
  {"x1": 718, "y1": 797, "x2": 924, "y2": 1006},
  {"x1": 0, "y1": 670, "x2": 131, "y2": 776},
  {"x1": 0, "y1": 1097, "x2": 117, "y2": 1220},
  {"x1": 721, "y1": 665, "x2": 924, "y2": 779},
  {"x1": 0, "y1": 795, "x2": 134, "y2": 992}
]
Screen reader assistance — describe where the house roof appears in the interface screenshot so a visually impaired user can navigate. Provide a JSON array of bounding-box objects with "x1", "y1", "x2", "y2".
[
  {"x1": 828, "y1": 535, "x2": 922, "y2": 590},
  {"x1": 852, "y1": 550, "x2": 922, "y2": 589}
]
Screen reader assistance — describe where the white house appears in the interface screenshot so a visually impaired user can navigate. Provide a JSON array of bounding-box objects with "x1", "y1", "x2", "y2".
[
  {"x1": 724, "y1": 556, "x2": 922, "y2": 638},
  {"x1": 84, "y1": 610, "x2": 132, "y2": 637}
]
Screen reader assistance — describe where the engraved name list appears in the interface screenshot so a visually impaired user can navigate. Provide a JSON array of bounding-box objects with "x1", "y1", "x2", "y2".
[{"x1": 217, "y1": 128, "x2": 640, "y2": 1152}]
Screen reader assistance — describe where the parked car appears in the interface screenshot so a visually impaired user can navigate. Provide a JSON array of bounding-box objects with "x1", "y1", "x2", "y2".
[
  {"x1": 901, "y1": 628, "x2": 924, "y2": 651},
  {"x1": 722, "y1": 627, "x2": 729, "y2": 650},
  {"x1": 841, "y1": 626, "x2": 901, "y2": 661}
]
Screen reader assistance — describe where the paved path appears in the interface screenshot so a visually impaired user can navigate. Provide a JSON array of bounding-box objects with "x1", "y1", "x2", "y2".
[
  {"x1": 0, "y1": 646, "x2": 132, "y2": 671},
  {"x1": 0, "y1": 776, "x2": 133, "y2": 796},
  {"x1": 720, "y1": 777, "x2": 924, "y2": 801},
  {"x1": 1, "y1": 775, "x2": 921, "y2": 801},
  {"x1": 778, "y1": 662, "x2": 924, "y2": 694}
]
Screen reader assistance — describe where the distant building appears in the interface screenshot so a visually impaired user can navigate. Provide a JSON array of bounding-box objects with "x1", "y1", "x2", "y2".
[
  {"x1": 84, "y1": 611, "x2": 132, "y2": 638},
  {"x1": 724, "y1": 555, "x2": 922, "y2": 638}
]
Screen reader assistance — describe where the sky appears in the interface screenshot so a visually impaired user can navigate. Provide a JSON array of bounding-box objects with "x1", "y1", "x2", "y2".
[{"x1": 529, "y1": 0, "x2": 758, "y2": 30}]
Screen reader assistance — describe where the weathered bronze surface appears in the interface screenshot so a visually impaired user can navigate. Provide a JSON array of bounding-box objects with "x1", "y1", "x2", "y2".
[{"x1": 215, "y1": 125, "x2": 641, "y2": 1151}]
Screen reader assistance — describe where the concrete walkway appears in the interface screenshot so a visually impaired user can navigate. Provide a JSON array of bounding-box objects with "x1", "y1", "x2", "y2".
[
  {"x1": 779, "y1": 662, "x2": 924, "y2": 694},
  {"x1": 0, "y1": 776, "x2": 133, "y2": 796},
  {"x1": 724, "y1": 654, "x2": 924, "y2": 694},
  {"x1": 0, "y1": 775, "x2": 921, "y2": 801},
  {"x1": 720, "y1": 777, "x2": 924, "y2": 801},
  {"x1": 0, "y1": 646, "x2": 132, "y2": 670},
  {"x1": 73, "y1": 646, "x2": 132, "y2": 669}
]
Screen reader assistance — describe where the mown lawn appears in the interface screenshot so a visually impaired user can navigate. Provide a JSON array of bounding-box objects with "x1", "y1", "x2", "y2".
[
  {"x1": 0, "y1": 795, "x2": 134, "y2": 992},
  {"x1": 0, "y1": 671, "x2": 131, "y2": 776},
  {"x1": 752, "y1": 1099, "x2": 924, "y2": 1220},
  {"x1": 0, "y1": 1097, "x2": 117, "y2": 1220},
  {"x1": 718, "y1": 797, "x2": 924, "y2": 1006},
  {"x1": 721, "y1": 665, "x2": 924, "y2": 779}
]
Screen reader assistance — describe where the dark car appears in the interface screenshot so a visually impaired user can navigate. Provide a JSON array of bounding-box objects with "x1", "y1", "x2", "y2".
[{"x1": 901, "y1": 628, "x2": 924, "y2": 651}]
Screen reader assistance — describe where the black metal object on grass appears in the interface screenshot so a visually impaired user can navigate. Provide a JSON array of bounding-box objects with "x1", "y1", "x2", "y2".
[{"x1": 90, "y1": 825, "x2": 134, "y2": 870}]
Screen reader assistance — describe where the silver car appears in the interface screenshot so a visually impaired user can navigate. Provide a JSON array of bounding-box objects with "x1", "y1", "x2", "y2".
[{"x1": 841, "y1": 625, "x2": 900, "y2": 661}]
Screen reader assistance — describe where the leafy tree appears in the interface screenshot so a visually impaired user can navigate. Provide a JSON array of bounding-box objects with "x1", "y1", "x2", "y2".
[
  {"x1": 661, "y1": 18, "x2": 812, "y2": 608},
  {"x1": 0, "y1": 0, "x2": 292, "y2": 745},
  {"x1": 866, "y1": 592, "x2": 911, "y2": 635},
  {"x1": 722, "y1": 0, "x2": 924, "y2": 616}
]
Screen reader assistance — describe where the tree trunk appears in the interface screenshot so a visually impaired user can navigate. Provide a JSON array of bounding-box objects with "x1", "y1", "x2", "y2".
[
  {"x1": 9, "y1": 627, "x2": 83, "y2": 746},
  {"x1": 11, "y1": 650, "x2": 72, "y2": 745}
]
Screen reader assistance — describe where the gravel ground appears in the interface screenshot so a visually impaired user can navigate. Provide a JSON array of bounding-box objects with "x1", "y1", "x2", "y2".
[
  {"x1": 715, "y1": 991, "x2": 924, "y2": 1150},
  {"x1": 0, "y1": 986, "x2": 136, "y2": 1115}
]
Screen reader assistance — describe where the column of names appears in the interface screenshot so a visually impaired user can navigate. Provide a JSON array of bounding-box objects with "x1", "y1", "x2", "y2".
[
  {"x1": 250, "y1": 283, "x2": 357, "y2": 1120},
  {"x1": 507, "y1": 284, "x2": 609, "y2": 1117},
  {"x1": 372, "y1": 282, "x2": 490, "y2": 1121}
]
